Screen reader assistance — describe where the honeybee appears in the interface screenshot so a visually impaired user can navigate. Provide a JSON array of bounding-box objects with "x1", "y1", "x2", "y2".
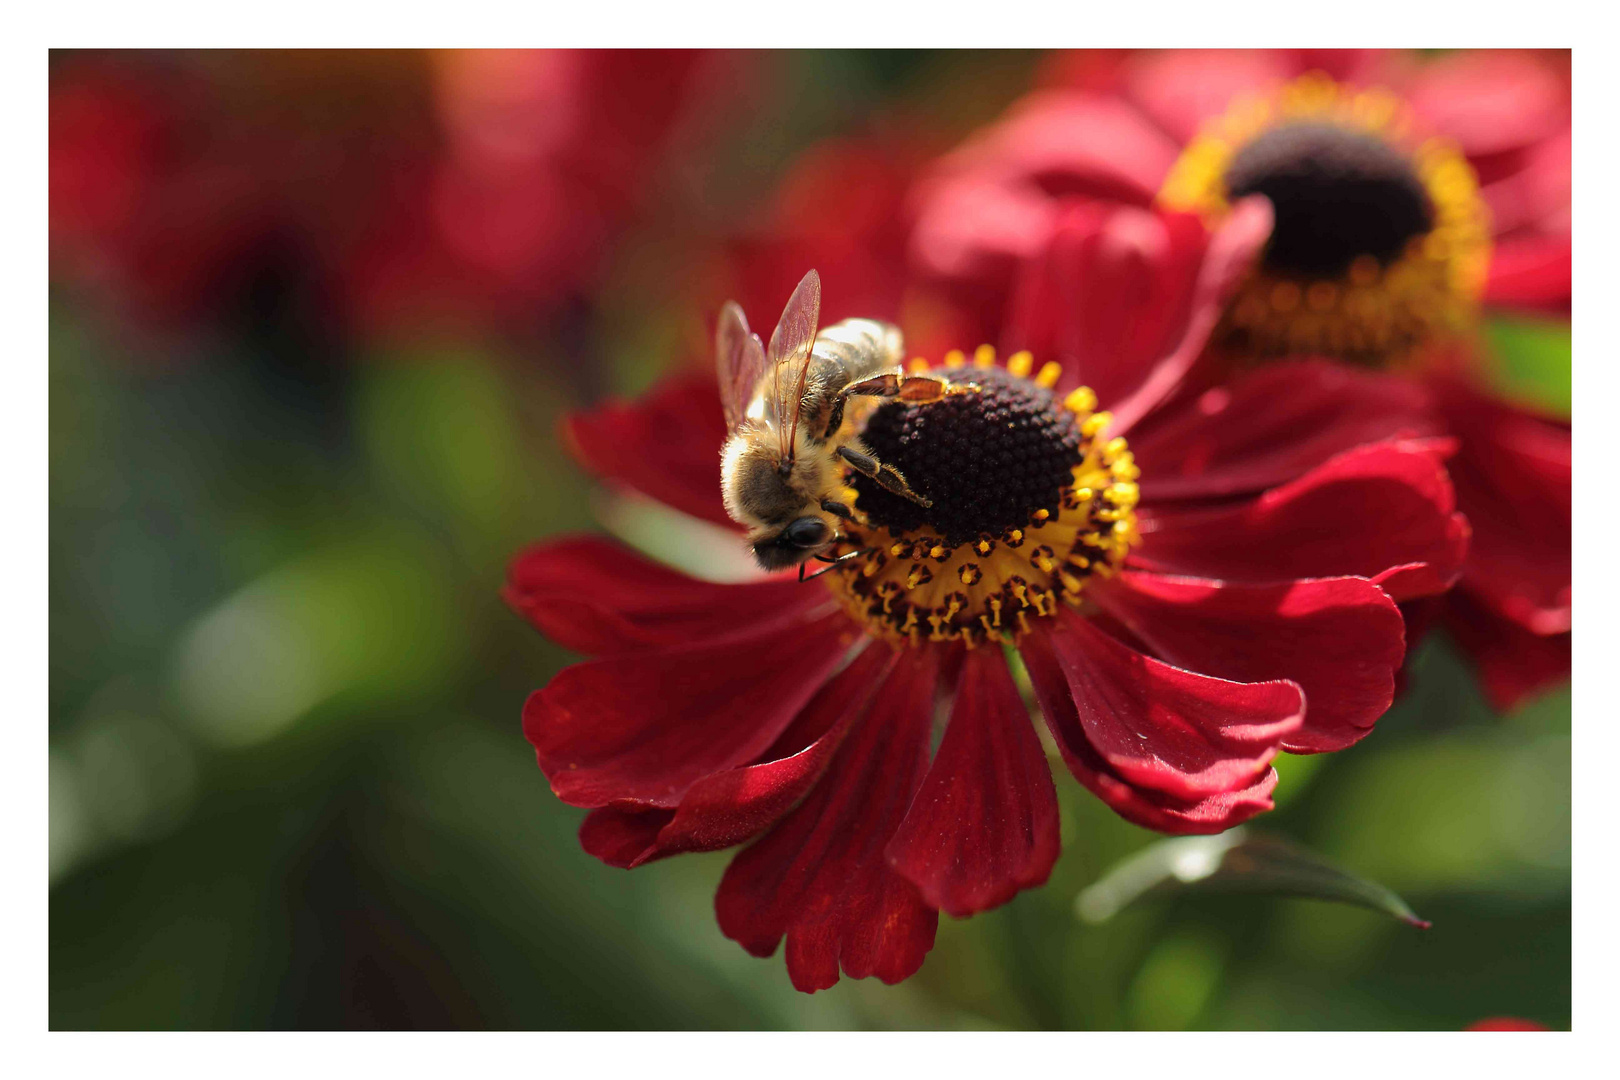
[{"x1": 717, "y1": 269, "x2": 965, "y2": 575}]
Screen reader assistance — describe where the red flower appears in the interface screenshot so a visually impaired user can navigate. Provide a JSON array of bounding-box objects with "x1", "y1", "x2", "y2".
[
  {"x1": 507, "y1": 202, "x2": 1466, "y2": 991},
  {"x1": 908, "y1": 50, "x2": 1569, "y2": 710},
  {"x1": 912, "y1": 49, "x2": 1569, "y2": 318}
]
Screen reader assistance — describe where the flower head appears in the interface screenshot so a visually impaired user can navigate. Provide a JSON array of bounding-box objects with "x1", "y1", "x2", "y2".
[
  {"x1": 508, "y1": 202, "x2": 1467, "y2": 991},
  {"x1": 909, "y1": 50, "x2": 1569, "y2": 710}
]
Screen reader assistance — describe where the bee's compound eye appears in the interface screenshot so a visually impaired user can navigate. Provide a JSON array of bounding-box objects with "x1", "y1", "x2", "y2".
[{"x1": 783, "y1": 516, "x2": 831, "y2": 549}]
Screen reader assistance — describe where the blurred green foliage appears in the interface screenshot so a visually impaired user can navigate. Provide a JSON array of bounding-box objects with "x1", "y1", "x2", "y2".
[{"x1": 49, "y1": 50, "x2": 1570, "y2": 1030}]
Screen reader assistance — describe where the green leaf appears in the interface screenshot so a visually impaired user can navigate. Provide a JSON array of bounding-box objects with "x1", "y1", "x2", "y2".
[
  {"x1": 1075, "y1": 829, "x2": 1430, "y2": 928},
  {"x1": 1484, "y1": 314, "x2": 1572, "y2": 418}
]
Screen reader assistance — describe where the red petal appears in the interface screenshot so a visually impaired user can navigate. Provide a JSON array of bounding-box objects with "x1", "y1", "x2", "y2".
[
  {"x1": 1031, "y1": 606, "x2": 1301, "y2": 800},
  {"x1": 907, "y1": 91, "x2": 1179, "y2": 298},
  {"x1": 579, "y1": 806, "x2": 674, "y2": 868},
  {"x1": 1404, "y1": 51, "x2": 1568, "y2": 161},
  {"x1": 715, "y1": 652, "x2": 941, "y2": 992},
  {"x1": 1092, "y1": 571, "x2": 1406, "y2": 754},
  {"x1": 885, "y1": 648, "x2": 1060, "y2": 917},
  {"x1": 1131, "y1": 359, "x2": 1443, "y2": 501},
  {"x1": 523, "y1": 608, "x2": 858, "y2": 808},
  {"x1": 1134, "y1": 440, "x2": 1470, "y2": 601},
  {"x1": 1435, "y1": 376, "x2": 1571, "y2": 636},
  {"x1": 598, "y1": 645, "x2": 899, "y2": 867},
  {"x1": 1018, "y1": 629, "x2": 1281, "y2": 834},
  {"x1": 1485, "y1": 231, "x2": 1572, "y2": 314},
  {"x1": 1004, "y1": 197, "x2": 1273, "y2": 434},
  {"x1": 1443, "y1": 588, "x2": 1570, "y2": 713},
  {"x1": 1120, "y1": 49, "x2": 1298, "y2": 144},
  {"x1": 503, "y1": 534, "x2": 810, "y2": 655},
  {"x1": 563, "y1": 366, "x2": 733, "y2": 527}
]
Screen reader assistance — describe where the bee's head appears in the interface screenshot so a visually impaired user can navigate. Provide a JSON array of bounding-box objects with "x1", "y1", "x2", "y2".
[
  {"x1": 749, "y1": 514, "x2": 835, "y2": 570},
  {"x1": 720, "y1": 436, "x2": 840, "y2": 570}
]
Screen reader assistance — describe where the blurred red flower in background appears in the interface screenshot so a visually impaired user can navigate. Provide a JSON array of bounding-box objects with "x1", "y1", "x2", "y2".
[
  {"x1": 907, "y1": 49, "x2": 1570, "y2": 710},
  {"x1": 507, "y1": 200, "x2": 1467, "y2": 991},
  {"x1": 50, "y1": 50, "x2": 742, "y2": 353}
]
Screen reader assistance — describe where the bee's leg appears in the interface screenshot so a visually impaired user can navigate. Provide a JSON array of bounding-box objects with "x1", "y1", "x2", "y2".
[
  {"x1": 801, "y1": 547, "x2": 875, "y2": 581},
  {"x1": 822, "y1": 370, "x2": 972, "y2": 438},
  {"x1": 837, "y1": 445, "x2": 932, "y2": 508},
  {"x1": 819, "y1": 498, "x2": 855, "y2": 521}
]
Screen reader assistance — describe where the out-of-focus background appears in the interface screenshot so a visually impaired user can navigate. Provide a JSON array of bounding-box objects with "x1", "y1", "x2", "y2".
[{"x1": 49, "y1": 49, "x2": 1570, "y2": 1030}]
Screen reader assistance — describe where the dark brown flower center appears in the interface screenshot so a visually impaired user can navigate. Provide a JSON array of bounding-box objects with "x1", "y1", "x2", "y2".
[
  {"x1": 851, "y1": 366, "x2": 1084, "y2": 546},
  {"x1": 822, "y1": 350, "x2": 1138, "y2": 648},
  {"x1": 1224, "y1": 120, "x2": 1435, "y2": 278}
]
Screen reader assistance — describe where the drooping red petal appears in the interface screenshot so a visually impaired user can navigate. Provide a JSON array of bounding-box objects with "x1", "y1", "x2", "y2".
[
  {"x1": 1133, "y1": 440, "x2": 1470, "y2": 602},
  {"x1": 523, "y1": 608, "x2": 858, "y2": 808},
  {"x1": 503, "y1": 534, "x2": 810, "y2": 655},
  {"x1": 1443, "y1": 587, "x2": 1571, "y2": 713},
  {"x1": 579, "y1": 806, "x2": 674, "y2": 868},
  {"x1": 1030, "y1": 606, "x2": 1301, "y2": 801},
  {"x1": 1017, "y1": 628, "x2": 1281, "y2": 835},
  {"x1": 1003, "y1": 197, "x2": 1272, "y2": 435},
  {"x1": 1434, "y1": 375, "x2": 1571, "y2": 637},
  {"x1": 715, "y1": 651, "x2": 941, "y2": 993},
  {"x1": 885, "y1": 647, "x2": 1060, "y2": 917},
  {"x1": 580, "y1": 645, "x2": 899, "y2": 868},
  {"x1": 1130, "y1": 359, "x2": 1443, "y2": 501},
  {"x1": 1092, "y1": 570, "x2": 1406, "y2": 754},
  {"x1": 563, "y1": 366, "x2": 733, "y2": 527}
]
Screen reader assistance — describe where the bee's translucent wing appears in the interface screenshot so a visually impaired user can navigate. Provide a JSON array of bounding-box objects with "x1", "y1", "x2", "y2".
[
  {"x1": 766, "y1": 269, "x2": 822, "y2": 459},
  {"x1": 716, "y1": 300, "x2": 768, "y2": 433}
]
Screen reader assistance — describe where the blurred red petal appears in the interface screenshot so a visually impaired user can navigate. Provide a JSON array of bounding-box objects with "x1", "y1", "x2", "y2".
[
  {"x1": 564, "y1": 367, "x2": 732, "y2": 527},
  {"x1": 715, "y1": 652, "x2": 940, "y2": 992},
  {"x1": 907, "y1": 91, "x2": 1179, "y2": 301},
  {"x1": 1404, "y1": 51, "x2": 1568, "y2": 161},
  {"x1": 886, "y1": 647, "x2": 1060, "y2": 917},
  {"x1": 1093, "y1": 571, "x2": 1406, "y2": 754},
  {"x1": 523, "y1": 608, "x2": 858, "y2": 808},
  {"x1": 1485, "y1": 232, "x2": 1572, "y2": 314},
  {"x1": 1019, "y1": 629, "x2": 1281, "y2": 834},
  {"x1": 1435, "y1": 376, "x2": 1571, "y2": 636},
  {"x1": 502, "y1": 534, "x2": 808, "y2": 655},
  {"x1": 1443, "y1": 588, "x2": 1570, "y2": 713},
  {"x1": 1120, "y1": 49, "x2": 1298, "y2": 144},
  {"x1": 1466, "y1": 1017, "x2": 1551, "y2": 1032},
  {"x1": 1132, "y1": 359, "x2": 1442, "y2": 501},
  {"x1": 1135, "y1": 440, "x2": 1469, "y2": 601}
]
